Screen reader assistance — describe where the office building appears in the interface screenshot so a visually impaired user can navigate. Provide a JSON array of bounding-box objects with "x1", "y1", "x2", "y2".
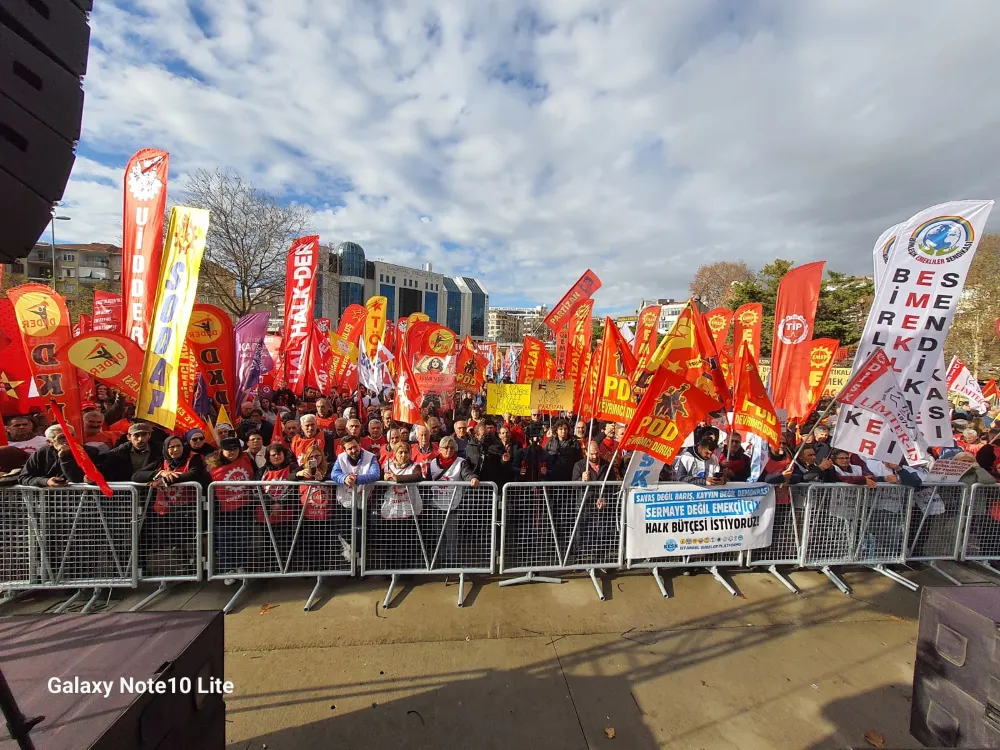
[
  {"x1": 7, "y1": 243, "x2": 122, "y2": 297},
  {"x1": 487, "y1": 309, "x2": 522, "y2": 343},
  {"x1": 637, "y1": 298, "x2": 687, "y2": 333},
  {"x1": 490, "y1": 305, "x2": 551, "y2": 342}
]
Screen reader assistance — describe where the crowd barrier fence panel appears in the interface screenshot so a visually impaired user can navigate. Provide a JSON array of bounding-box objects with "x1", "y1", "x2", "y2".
[
  {"x1": 208, "y1": 481, "x2": 356, "y2": 613},
  {"x1": 499, "y1": 481, "x2": 623, "y2": 601},
  {"x1": 0, "y1": 486, "x2": 39, "y2": 603},
  {"x1": 903, "y1": 481, "x2": 968, "y2": 585},
  {"x1": 960, "y1": 483, "x2": 1000, "y2": 575},
  {"x1": 361, "y1": 481, "x2": 497, "y2": 608},
  {"x1": 744, "y1": 484, "x2": 810, "y2": 593}
]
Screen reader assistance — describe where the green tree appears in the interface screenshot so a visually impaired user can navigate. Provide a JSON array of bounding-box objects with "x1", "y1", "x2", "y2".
[
  {"x1": 727, "y1": 260, "x2": 873, "y2": 357},
  {"x1": 947, "y1": 234, "x2": 1000, "y2": 378}
]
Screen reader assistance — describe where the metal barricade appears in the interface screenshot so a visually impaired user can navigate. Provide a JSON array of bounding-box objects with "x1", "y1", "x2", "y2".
[
  {"x1": 0, "y1": 486, "x2": 38, "y2": 603},
  {"x1": 208, "y1": 481, "x2": 357, "y2": 613},
  {"x1": 362, "y1": 481, "x2": 497, "y2": 608},
  {"x1": 744, "y1": 484, "x2": 809, "y2": 593},
  {"x1": 499, "y1": 481, "x2": 622, "y2": 601},
  {"x1": 130, "y1": 482, "x2": 204, "y2": 611},
  {"x1": 904, "y1": 481, "x2": 968, "y2": 584},
  {"x1": 960, "y1": 483, "x2": 1000, "y2": 573},
  {"x1": 801, "y1": 482, "x2": 914, "y2": 594}
]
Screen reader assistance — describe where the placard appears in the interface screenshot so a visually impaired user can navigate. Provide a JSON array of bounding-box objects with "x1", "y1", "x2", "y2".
[{"x1": 485, "y1": 383, "x2": 532, "y2": 417}]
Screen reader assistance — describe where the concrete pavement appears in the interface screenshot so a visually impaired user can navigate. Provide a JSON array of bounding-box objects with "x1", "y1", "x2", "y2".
[{"x1": 4, "y1": 562, "x2": 997, "y2": 748}]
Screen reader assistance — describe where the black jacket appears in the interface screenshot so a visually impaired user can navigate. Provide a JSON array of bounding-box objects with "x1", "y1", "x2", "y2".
[
  {"x1": 513, "y1": 442, "x2": 546, "y2": 482},
  {"x1": 20, "y1": 444, "x2": 98, "y2": 487},
  {"x1": 545, "y1": 437, "x2": 583, "y2": 482},
  {"x1": 466, "y1": 435, "x2": 508, "y2": 486},
  {"x1": 98, "y1": 442, "x2": 164, "y2": 483}
]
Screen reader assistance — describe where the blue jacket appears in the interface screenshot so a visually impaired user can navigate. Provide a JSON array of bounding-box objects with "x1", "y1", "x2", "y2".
[{"x1": 330, "y1": 451, "x2": 381, "y2": 485}]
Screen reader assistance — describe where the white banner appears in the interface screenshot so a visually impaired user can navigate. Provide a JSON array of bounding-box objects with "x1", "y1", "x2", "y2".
[
  {"x1": 626, "y1": 482, "x2": 775, "y2": 559},
  {"x1": 947, "y1": 355, "x2": 988, "y2": 413},
  {"x1": 872, "y1": 222, "x2": 903, "y2": 292},
  {"x1": 833, "y1": 349, "x2": 930, "y2": 466},
  {"x1": 834, "y1": 200, "x2": 994, "y2": 458}
]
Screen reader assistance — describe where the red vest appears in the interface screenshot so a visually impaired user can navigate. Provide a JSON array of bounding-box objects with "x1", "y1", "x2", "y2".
[
  {"x1": 256, "y1": 466, "x2": 297, "y2": 525},
  {"x1": 210, "y1": 454, "x2": 255, "y2": 512},
  {"x1": 153, "y1": 456, "x2": 196, "y2": 516}
]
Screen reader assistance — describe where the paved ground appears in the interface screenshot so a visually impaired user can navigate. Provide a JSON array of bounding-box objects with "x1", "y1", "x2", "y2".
[{"x1": 4, "y1": 562, "x2": 998, "y2": 749}]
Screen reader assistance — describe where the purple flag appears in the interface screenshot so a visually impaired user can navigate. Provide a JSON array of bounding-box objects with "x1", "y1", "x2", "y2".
[{"x1": 235, "y1": 312, "x2": 273, "y2": 405}]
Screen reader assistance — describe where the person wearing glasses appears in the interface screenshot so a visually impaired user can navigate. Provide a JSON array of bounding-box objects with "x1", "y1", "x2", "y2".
[{"x1": 186, "y1": 429, "x2": 214, "y2": 457}]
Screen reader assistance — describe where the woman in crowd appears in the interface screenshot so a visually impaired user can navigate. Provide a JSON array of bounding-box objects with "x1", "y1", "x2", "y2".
[
  {"x1": 186, "y1": 429, "x2": 214, "y2": 457},
  {"x1": 545, "y1": 420, "x2": 582, "y2": 482},
  {"x1": 206, "y1": 437, "x2": 257, "y2": 584},
  {"x1": 253, "y1": 444, "x2": 301, "y2": 570}
]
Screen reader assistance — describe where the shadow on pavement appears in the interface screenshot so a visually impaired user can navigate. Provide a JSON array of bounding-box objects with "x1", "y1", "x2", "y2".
[{"x1": 805, "y1": 683, "x2": 915, "y2": 750}]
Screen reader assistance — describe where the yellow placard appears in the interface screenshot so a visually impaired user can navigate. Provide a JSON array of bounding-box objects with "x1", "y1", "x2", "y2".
[
  {"x1": 137, "y1": 206, "x2": 210, "y2": 430},
  {"x1": 757, "y1": 363, "x2": 851, "y2": 399},
  {"x1": 529, "y1": 379, "x2": 575, "y2": 413},
  {"x1": 485, "y1": 383, "x2": 532, "y2": 417}
]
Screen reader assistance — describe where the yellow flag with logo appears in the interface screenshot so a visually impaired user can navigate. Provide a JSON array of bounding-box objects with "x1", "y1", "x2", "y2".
[
  {"x1": 137, "y1": 207, "x2": 210, "y2": 429},
  {"x1": 363, "y1": 296, "x2": 388, "y2": 359}
]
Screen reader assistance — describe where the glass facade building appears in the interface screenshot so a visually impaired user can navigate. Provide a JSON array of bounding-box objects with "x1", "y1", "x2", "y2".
[
  {"x1": 464, "y1": 277, "x2": 486, "y2": 338},
  {"x1": 379, "y1": 284, "x2": 396, "y2": 320},
  {"x1": 443, "y1": 277, "x2": 462, "y2": 333},
  {"x1": 424, "y1": 291, "x2": 438, "y2": 322},
  {"x1": 337, "y1": 242, "x2": 367, "y2": 316}
]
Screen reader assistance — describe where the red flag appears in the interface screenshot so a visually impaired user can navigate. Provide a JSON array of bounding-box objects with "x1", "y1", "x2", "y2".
[
  {"x1": 733, "y1": 304, "x2": 763, "y2": 367},
  {"x1": 517, "y1": 336, "x2": 549, "y2": 384},
  {"x1": 455, "y1": 335, "x2": 487, "y2": 393},
  {"x1": 0, "y1": 299, "x2": 37, "y2": 416},
  {"x1": 691, "y1": 303, "x2": 733, "y2": 411},
  {"x1": 337, "y1": 304, "x2": 368, "y2": 340},
  {"x1": 803, "y1": 338, "x2": 839, "y2": 419},
  {"x1": 186, "y1": 304, "x2": 236, "y2": 411},
  {"x1": 984, "y1": 379, "x2": 1000, "y2": 401},
  {"x1": 281, "y1": 235, "x2": 320, "y2": 394},
  {"x1": 121, "y1": 148, "x2": 169, "y2": 347},
  {"x1": 306, "y1": 318, "x2": 333, "y2": 393},
  {"x1": 544, "y1": 269, "x2": 602, "y2": 332},
  {"x1": 539, "y1": 347, "x2": 556, "y2": 380},
  {"x1": 632, "y1": 304, "x2": 661, "y2": 365},
  {"x1": 554, "y1": 322, "x2": 570, "y2": 378},
  {"x1": 594, "y1": 317, "x2": 638, "y2": 423},
  {"x1": 93, "y1": 290, "x2": 122, "y2": 332},
  {"x1": 574, "y1": 345, "x2": 600, "y2": 421},
  {"x1": 619, "y1": 365, "x2": 721, "y2": 464},
  {"x1": 705, "y1": 308, "x2": 733, "y2": 351},
  {"x1": 567, "y1": 301, "x2": 593, "y2": 399},
  {"x1": 392, "y1": 350, "x2": 423, "y2": 425},
  {"x1": 771, "y1": 262, "x2": 825, "y2": 420},
  {"x1": 73, "y1": 314, "x2": 95, "y2": 401},
  {"x1": 8, "y1": 284, "x2": 84, "y2": 437},
  {"x1": 407, "y1": 322, "x2": 457, "y2": 409},
  {"x1": 49, "y1": 399, "x2": 113, "y2": 497},
  {"x1": 732, "y1": 342, "x2": 781, "y2": 450}
]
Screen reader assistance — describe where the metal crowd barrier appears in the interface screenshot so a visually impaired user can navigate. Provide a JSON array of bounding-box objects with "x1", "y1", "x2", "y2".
[
  {"x1": 0, "y1": 483, "x2": 138, "y2": 613},
  {"x1": 904, "y1": 482, "x2": 969, "y2": 585},
  {"x1": 208, "y1": 481, "x2": 357, "y2": 613},
  {"x1": 744, "y1": 484, "x2": 809, "y2": 593},
  {"x1": 361, "y1": 481, "x2": 497, "y2": 608},
  {"x1": 499, "y1": 481, "x2": 623, "y2": 601},
  {"x1": 960, "y1": 483, "x2": 1000, "y2": 573}
]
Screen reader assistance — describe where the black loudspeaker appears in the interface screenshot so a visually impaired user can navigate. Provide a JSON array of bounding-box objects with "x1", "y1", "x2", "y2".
[
  {"x1": 0, "y1": 0, "x2": 92, "y2": 264},
  {"x1": 0, "y1": 611, "x2": 226, "y2": 749},
  {"x1": 911, "y1": 586, "x2": 1000, "y2": 748}
]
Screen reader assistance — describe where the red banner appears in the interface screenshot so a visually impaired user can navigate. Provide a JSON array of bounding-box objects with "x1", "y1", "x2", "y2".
[
  {"x1": 186, "y1": 304, "x2": 236, "y2": 411},
  {"x1": 392, "y1": 349, "x2": 423, "y2": 425},
  {"x1": 566, "y1": 301, "x2": 593, "y2": 400},
  {"x1": 554, "y1": 323, "x2": 570, "y2": 379},
  {"x1": 632, "y1": 305, "x2": 661, "y2": 365},
  {"x1": 733, "y1": 304, "x2": 763, "y2": 369},
  {"x1": 517, "y1": 336, "x2": 549, "y2": 385},
  {"x1": 574, "y1": 343, "x2": 601, "y2": 421},
  {"x1": 306, "y1": 318, "x2": 333, "y2": 393},
  {"x1": 691, "y1": 303, "x2": 733, "y2": 410},
  {"x1": 705, "y1": 308, "x2": 733, "y2": 351},
  {"x1": 544, "y1": 269, "x2": 602, "y2": 332},
  {"x1": 178, "y1": 341, "x2": 199, "y2": 407},
  {"x1": 732, "y1": 343, "x2": 781, "y2": 450},
  {"x1": 73, "y1": 313, "x2": 95, "y2": 401},
  {"x1": 803, "y1": 338, "x2": 839, "y2": 419},
  {"x1": 93, "y1": 291, "x2": 122, "y2": 332},
  {"x1": 455, "y1": 335, "x2": 487, "y2": 393},
  {"x1": 0, "y1": 299, "x2": 38, "y2": 415},
  {"x1": 121, "y1": 148, "x2": 169, "y2": 347},
  {"x1": 408, "y1": 322, "x2": 457, "y2": 410},
  {"x1": 338, "y1": 304, "x2": 368, "y2": 341},
  {"x1": 770, "y1": 262, "x2": 825, "y2": 420},
  {"x1": 7, "y1": 284, "x2": 83, "y2": 437},
  {"x1": 594, "y1": 317, "x2": 638, "y2": 423},
  {"x1": 281, "y1": 235, "x2": 320, "y2": 394}
]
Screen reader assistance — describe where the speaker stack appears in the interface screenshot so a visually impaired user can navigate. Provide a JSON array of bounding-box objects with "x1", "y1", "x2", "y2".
[{"x1": 0, "y1": 0, "x2": 92, "y2": 264}]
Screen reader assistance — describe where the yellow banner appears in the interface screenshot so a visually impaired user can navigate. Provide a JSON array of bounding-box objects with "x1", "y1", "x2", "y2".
[
  {"x1": 137, "y1": 207, "x2": 210, "y2": 429},
  {"x1": 486, "y1": 383, "x2": 532, "y2": 417},
  {"x1": 529, "y1": 379, "x2": 575, "y2": 414},
  {"x1": 364, "y1": 296, "x2": 388, "y2": 359}
]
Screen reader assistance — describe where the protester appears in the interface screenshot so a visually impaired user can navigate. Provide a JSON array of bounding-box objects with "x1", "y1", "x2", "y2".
[
  {"x1": 6, "y1": 415, "x2": 47, "y2": 456},
  {"x1": 545, "y1": 420, "x2": 582, "y2": 481},
  {"x1": 410, "y1": 424, "x2": 438, "y2": 468},
  {"x1": 81, "y1": 410, "x2": 120, "y2": 454},
  {"x1": 673, "y1": 434, "x2": 726, "y2": 486},
  {"x1": 467, "y1": 420, "x2": 509, "y2": 486},
  {"x1": 186, "y1": 429, "x2": 214, "y2": 457},
  {"x1": 452, "y1": 420, "x2": 470, "y2": 458},
  {"x1": 720, "y1": 432, "x2": 751, "y2": 482},
  {"x1": 237, "y1": 407, "x2": 273, "y2": 445},
  {"x1": 246, "y1": 433, "x2": 267, "y2": 470},
  {"x1": 101, "y1": 422, "x2": 163, "y2": 483},
  {"x1": 19, "y1": 425, "x2": 91, "y2": 487},
  {"x1": 206, "y1": 437, "x2": 257, "y2": 585},
  {"x1": 573, "y1": 440, "x2": 613, "y2": 482},
  {"x1": 425, "y1": 436, "x2": 479, "y2": 485}
]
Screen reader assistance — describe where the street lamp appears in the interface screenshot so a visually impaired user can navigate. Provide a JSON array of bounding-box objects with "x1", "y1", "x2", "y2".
[{"x1": 49, "y1": 213, "x2": 70, "y2": 289}]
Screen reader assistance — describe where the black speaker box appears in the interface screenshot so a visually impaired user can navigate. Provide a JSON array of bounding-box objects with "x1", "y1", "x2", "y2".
[
  {"x1": 0, "y1": 0, "x2": 91, "y2": 264},
  {"x1": 0, "y1": 611, "x2": 226, "y2": 750}
]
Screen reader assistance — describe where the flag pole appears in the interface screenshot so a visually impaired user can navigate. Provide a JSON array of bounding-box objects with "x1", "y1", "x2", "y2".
[{"x1": 790, "y1": 397, "x2": 838, "y2": 465}]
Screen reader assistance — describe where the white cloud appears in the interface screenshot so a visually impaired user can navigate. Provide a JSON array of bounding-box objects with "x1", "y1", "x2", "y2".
[{"x1": 60, "y1": 0, "x2": 1000, "y2": 310}]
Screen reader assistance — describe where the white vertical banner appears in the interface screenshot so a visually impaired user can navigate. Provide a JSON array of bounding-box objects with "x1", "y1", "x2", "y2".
[
  {"x1": 872, "y1": 222, "x2": 903, "y2": 293},
  {"x1": 947, "y1": 356, "x2": 988, "y2": 413},
  {"x1": 834, "y1": 200, "x2": 994, "y2": 459}
]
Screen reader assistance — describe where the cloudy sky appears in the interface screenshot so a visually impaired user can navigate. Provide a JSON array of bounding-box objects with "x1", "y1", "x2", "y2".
[{"x1": 62, "y1": 0, "x2": 1000, "y2": 313}]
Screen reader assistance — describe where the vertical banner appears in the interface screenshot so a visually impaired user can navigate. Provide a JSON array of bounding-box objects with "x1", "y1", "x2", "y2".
[
  {"x1": 408, "y1": 322, "x2": 457, "y2": 410},
  {"x1": 632, "y1": 304, "x2": 661, "y2": 366},
  {"x1": 7, "y1": 284, "x2": 83, "y2": 437},
  {"x1": 328, "y1": 332, "x2": 360, "y2": 394},
  {"x1": 178, "y1": 341, "x2": 199, "y2": 407},
  {"x1": 455, "y1": 335, "x2": 487, "y2": 393},
  {"x1": 947, "y1": 356, "x2": 988, "y2": 413},
  {"x1": 566, "y1": 301, "x2": 593, "y2": 400},
  {"x1": 835, "y1": 200, "x2": 994, "y2": 457},
  {"x1": 594, "y1": 317, "x2": 638, "y2": 423},
  {"x1": 705, "y1": 308, "x2": 733, "y2": 351},
  {"x1": 517, "y1": 336, "x2": 549, "y2": 385},
  {"x1": 338, "y1": 304, "x2": 368, "y2": 339},
  {"x1": 186, "y1": 304, "x2": 236, "y2": 412},
  {"x1": 306, "y1": 318, "x2": 333, "y2": 393},
  {"x1": 281, "y1": 235, "x2": 320, "y2": 395},
  {"x1": 770, "y1": 262, "x2": 825, "y2": 420},
  {"x1": 803, "y1": 338, "x2": 839, "y2": 418},
  {"x1": 554, "y1": 322, "x2": 570, "y2": 379},
  {"x1": 137, "y1": 207, "x2": 210, "y2": 430},
  {"x1": 121, "y1": 148, "x2": 169, "y2": 347},
  {"x1": 544, "y1": 269, "x2": 602, "y2": 332},
  {"x1": 733, "y1": 303, "x2": 763, "y2": 370},
  {"x1": 364, "y1": 296, "x2": 388, "y2": 359},
  {"x1": 0, "y1": 299, "x2": 38, "y2": 415},
  {"x1": 73, "y1": 314, "x2": 95, "y2": 400},
  {"x1": 872, "y1": 222, "x2": 903, "y2": 293},
  {"x1": 92, "y1": 290, "x2": 123, "y2": 332},
  {"x1": 234, "y1": 312, "x2": 271, "y2": 405}
]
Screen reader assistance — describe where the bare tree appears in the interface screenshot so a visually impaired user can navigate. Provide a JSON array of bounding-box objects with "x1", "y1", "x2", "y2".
[
  {"x1": 947, "y1": 234, "x2": 1000, "y2": 379},
  {"x1": 689, "y1": 261, "x2": 753, "y2": 309},
  {"x1": 181, "y1": 168, "x2": 312, "y2": 318}
]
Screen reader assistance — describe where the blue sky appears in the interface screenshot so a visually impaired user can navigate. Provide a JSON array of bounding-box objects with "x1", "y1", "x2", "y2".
[{"x1": 60, "y1": 0, "x2": 1000, "y2": 314}]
